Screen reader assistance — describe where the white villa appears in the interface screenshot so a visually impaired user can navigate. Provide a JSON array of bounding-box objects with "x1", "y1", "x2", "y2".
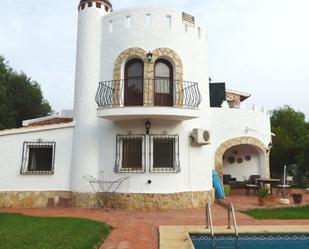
[{"x1": 0, "y1": 0, "x2": 271, "y2": 209}]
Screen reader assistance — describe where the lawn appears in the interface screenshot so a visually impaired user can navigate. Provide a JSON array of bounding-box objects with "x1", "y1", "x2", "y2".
[
  {"x1": 245, "y1": 206, "x2": 309, "y2": 219},
  {"x1": 0, "y1": 213, "x2": 111, "y2": 249}
]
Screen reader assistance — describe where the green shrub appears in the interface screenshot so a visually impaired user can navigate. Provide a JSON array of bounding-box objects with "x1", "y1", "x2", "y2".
[{"x1": 256, "y1": 188, "x2": 270, "y2": 198}]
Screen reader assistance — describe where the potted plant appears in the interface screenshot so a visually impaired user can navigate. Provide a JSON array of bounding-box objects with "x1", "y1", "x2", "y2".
[
  {"x1": 292, "y1": 193, "x2": 303, "y2": 204},
  {"x1": 224, "y1": 184, "x2": 231, "y2": 197},
  {"x1": 256, "y1": 188, "x2": 270, "y2": 206}
]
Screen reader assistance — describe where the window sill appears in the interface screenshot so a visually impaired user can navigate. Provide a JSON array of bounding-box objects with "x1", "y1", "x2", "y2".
[
  {"x1": 150, "y1": 167, "x2": 181, "y2": 173},
  {"x1": 114, "y1": 168, "x2": 146, "y2": 173},
  {"x1": 20, "y1": 171, "x2": 54, "y2": 175}
]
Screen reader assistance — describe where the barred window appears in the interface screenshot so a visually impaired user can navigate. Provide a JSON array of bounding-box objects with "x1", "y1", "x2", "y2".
[
  {"x1": 20, "y1": 141, "x2": 56, "y2": 175},
  {"x1": 122, "y1": 138, "x2": 142, "y2": 169},
  {"x1": 150, "y1": 134, "x2": 180, "y2": 173},
  {"x1": 153, "y1": 138, "x2": 174, "y2": 168},
  {"x1": 115, "y1": 135, "x2": 146, "y2": 173}
]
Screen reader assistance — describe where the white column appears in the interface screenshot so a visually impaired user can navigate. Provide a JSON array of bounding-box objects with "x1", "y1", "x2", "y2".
[{"x1": 70, "y1": 7, "x2": 106, "y2": 192}]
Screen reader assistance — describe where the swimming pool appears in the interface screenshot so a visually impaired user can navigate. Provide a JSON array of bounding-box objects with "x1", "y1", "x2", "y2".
[{"x1": 190, "y1": 233, "x2": 309, "y2": 249}]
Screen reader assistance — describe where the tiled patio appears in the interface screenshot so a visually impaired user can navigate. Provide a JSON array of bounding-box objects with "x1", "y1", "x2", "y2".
[
  {"x1": 227, "y1": 188, "x2": 309, "y2": 210},
  {"x1": 1, "y1": 190, "x2": 308, "y2": 249}
]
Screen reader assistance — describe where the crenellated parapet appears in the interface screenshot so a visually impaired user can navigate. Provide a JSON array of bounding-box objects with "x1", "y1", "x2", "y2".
[{"x1": 78, "y1": 0, "x2": 113, "y2": 12}]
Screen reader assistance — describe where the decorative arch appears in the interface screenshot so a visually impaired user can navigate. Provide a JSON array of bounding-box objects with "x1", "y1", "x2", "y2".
[
  {"x1": 112, "y1": 48, "x2": 147, "y2": 106},
  {"x1": 151, "y1": 48, "x2": 183, "y2": 106},
  {"x1": 113, "y1": 47, "x2": 184, "y2": 106},
  {"x1": 113, "y1": 47, "x2": 148, "y2": 81},
  {"x1": 215, "y1": 136, "x2": 270, "y2": 181},
  {"x1": 150, "y1": 48, "x2": 183, "y2": 81}
]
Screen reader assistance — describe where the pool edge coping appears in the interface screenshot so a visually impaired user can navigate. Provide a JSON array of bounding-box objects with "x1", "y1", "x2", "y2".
[{"x1": 159, "y1": 225, "x2": 309, "y2": 249}]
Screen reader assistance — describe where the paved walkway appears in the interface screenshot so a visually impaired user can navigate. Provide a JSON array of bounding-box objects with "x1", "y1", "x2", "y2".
[
  {"x1": 1, "y1": 200, "x2": 309, "y2": 249},
  {"x1": 227, "y1": 188, "x2": 309, "y2": 210},
  {"x1": 1, "y1": 189, "x2": 308, "y2": 249}
]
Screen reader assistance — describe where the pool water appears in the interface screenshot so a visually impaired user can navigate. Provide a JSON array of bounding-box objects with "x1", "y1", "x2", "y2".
[{"x1": 190, "y1": 233, "x2": 309, "y2": 249}]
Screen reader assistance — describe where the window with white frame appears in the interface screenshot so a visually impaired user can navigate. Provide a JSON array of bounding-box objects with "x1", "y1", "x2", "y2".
[
  {"x1": 20, "y1": 141, "x2": 56, "y2": 175},
  {"x1": 115, "y1": 134, "x2": 146, "y2": 173},
  {"x1": 149, "y1": 134, "x2": 180, "y2": 173}
]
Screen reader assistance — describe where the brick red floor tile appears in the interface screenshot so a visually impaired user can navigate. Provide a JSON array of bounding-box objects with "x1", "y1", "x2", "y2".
[{"x1": 1, "y1": 189, "x2": 308, "y2": 249}]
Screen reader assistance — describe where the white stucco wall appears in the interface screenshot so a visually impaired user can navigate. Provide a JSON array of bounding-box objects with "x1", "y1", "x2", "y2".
[
  {"x1": 96, "y1": 119, "x2": 213, "y2": 193},
  {"x1": 100, "y1": 7, "x2": 209, "y2": 109},
  {"x1": 223, "y1": 145, "x2": 261, "y2": 181},
  {"x1": 0, "y1": 5, "x2": 272, "y2": 196},
  {"x1": 0, "y1": 125, "x2": 74, "y2": 191},
  {"x1": 71, "y1": 6, "x2": 109, "y2": 192},
  {"x1": 70, "y1": 6, "x2": 272, "y2": 194},
  {"x1": 95, "y1": 108, "x2": 270, "y2": 194},
  {"x1": 94, "y1": 7, "x2": 212, "y2": 194},
  {"x1": 209, "y1": 107, "x2": 271, "y2": 148}
]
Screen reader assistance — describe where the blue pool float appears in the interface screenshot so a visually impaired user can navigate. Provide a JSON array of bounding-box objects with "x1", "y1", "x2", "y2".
[{"x1": 212, "y1": 170, "x2": 225, "y2": 199}]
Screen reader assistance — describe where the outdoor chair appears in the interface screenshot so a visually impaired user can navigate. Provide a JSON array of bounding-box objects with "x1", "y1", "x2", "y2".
[
  {"x1": 276, "y1": 176, "x2": 293, "y2": 197},
  {"x1": 245, "y1": 175, "x2": 260, "y2": 196},
  {"x1": 223, "y1": 174, "x2": 236, "y2": 184},
  {"x1": 223, "y1": 174, "x2": 238, "y2": 189}
]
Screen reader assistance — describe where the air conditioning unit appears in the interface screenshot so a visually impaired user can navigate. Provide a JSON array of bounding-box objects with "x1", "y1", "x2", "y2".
[{"x1": 191, "y1": 129, "x2": 210, "y2": 146}]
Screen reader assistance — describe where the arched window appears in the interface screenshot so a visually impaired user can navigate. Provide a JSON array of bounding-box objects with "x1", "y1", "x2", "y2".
[
  {"x1": 124, "y1": 59, "x2": 144, "y2": 106},
  {"x1": 154, "y1": 59, "x2": 173, "y2": 106}
]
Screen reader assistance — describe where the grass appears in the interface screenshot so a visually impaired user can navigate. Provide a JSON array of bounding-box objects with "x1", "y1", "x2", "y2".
[
  {"x1": 245, "y1": 205, "x2": 309, "y2": 219},
  {"x1": 0, "y1": 213, "x2": 111, "y2": 249}
]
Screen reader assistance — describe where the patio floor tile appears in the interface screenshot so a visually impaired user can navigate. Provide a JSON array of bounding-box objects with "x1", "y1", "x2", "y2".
[{"x1": 1, "y1": 189, "x2": 308, "y2": 249}]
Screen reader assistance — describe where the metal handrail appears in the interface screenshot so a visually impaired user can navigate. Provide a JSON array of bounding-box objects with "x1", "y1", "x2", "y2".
[
  {"x1": 95, "y1": 79, "x2": 202, "y2": 109},
  {"x1": 205, "y1": 202, "x2": 214, "y2": 236},
  {"x1": 227, "y1": 203, "x2": 238, "y2": 236}
]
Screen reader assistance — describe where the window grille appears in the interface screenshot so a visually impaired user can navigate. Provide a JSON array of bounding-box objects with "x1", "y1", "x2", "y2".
[
  {"x1": 20, "y1": 141, "x2": 56, "y2": 175},
  {"x1": 149, "y1": 134, "x2": 180, "y2": 173},
  {"x1": 115, "y1": 134, "x2": 146, "y2": 173}
]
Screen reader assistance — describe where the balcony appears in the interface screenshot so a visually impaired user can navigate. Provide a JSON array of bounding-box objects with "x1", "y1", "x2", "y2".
[{"x1": 96, "y1": 79, "x2": 202, "y2": 121}]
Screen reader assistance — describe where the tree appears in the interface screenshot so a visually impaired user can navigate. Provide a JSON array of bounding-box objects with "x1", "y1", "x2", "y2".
[
  {"x1": 296, "y1": 135, "x2": 309, "y2": 186},
  {"x1": 270, "y1": 106, "x2": 309, "y2": 186},
  {"x1": 0, "y1": 56, "x2": 52, "y2": 130}
]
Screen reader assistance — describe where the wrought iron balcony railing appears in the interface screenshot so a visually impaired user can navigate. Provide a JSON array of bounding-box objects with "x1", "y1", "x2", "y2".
[{"x1": 95, "y1": 79, "x2": 202, "y2": 109}]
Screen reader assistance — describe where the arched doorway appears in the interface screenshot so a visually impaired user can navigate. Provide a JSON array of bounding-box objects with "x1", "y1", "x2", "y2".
[
  {"x1": 124, "y1": 58, "x2": 144, "y2": 106},
  {"x1": 223, "y1": 144, "x2": 263, "y2": 182},
  {"x1": 154, "y1": 59, "x2": 174, "y2": 106},
  {"x1": 215, "y1": 137, "x2": 270, "y2": 182}
]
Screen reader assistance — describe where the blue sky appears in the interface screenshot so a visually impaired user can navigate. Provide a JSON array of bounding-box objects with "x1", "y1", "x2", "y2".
[{"x1": 1, "y1": 0, "x2": 308, "y2": 117}]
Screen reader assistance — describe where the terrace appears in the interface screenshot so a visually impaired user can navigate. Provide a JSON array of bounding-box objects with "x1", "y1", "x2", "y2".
[
  {"x1": 95, "y1": 79, "x2": 202, "y2": 121},
  {"x1": 1, "y1": 188, "x2": 308, "y2": 249}
]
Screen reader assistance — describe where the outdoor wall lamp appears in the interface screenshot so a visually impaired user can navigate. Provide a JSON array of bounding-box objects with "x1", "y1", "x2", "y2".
[
  {"x1": 146, "y1": 51, "x2": 153, "y2": 62},
  {"x1": 145, "y1": 120, "x2": 151, "y2": 135},
  {"x1": 267, "y1": 142, "x2": 273, "y2": 153}
]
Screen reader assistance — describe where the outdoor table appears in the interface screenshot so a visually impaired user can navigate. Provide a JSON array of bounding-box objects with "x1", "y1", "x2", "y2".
[{"x1": 256, "y1": 178, "x2": 280, "y2": 195}]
